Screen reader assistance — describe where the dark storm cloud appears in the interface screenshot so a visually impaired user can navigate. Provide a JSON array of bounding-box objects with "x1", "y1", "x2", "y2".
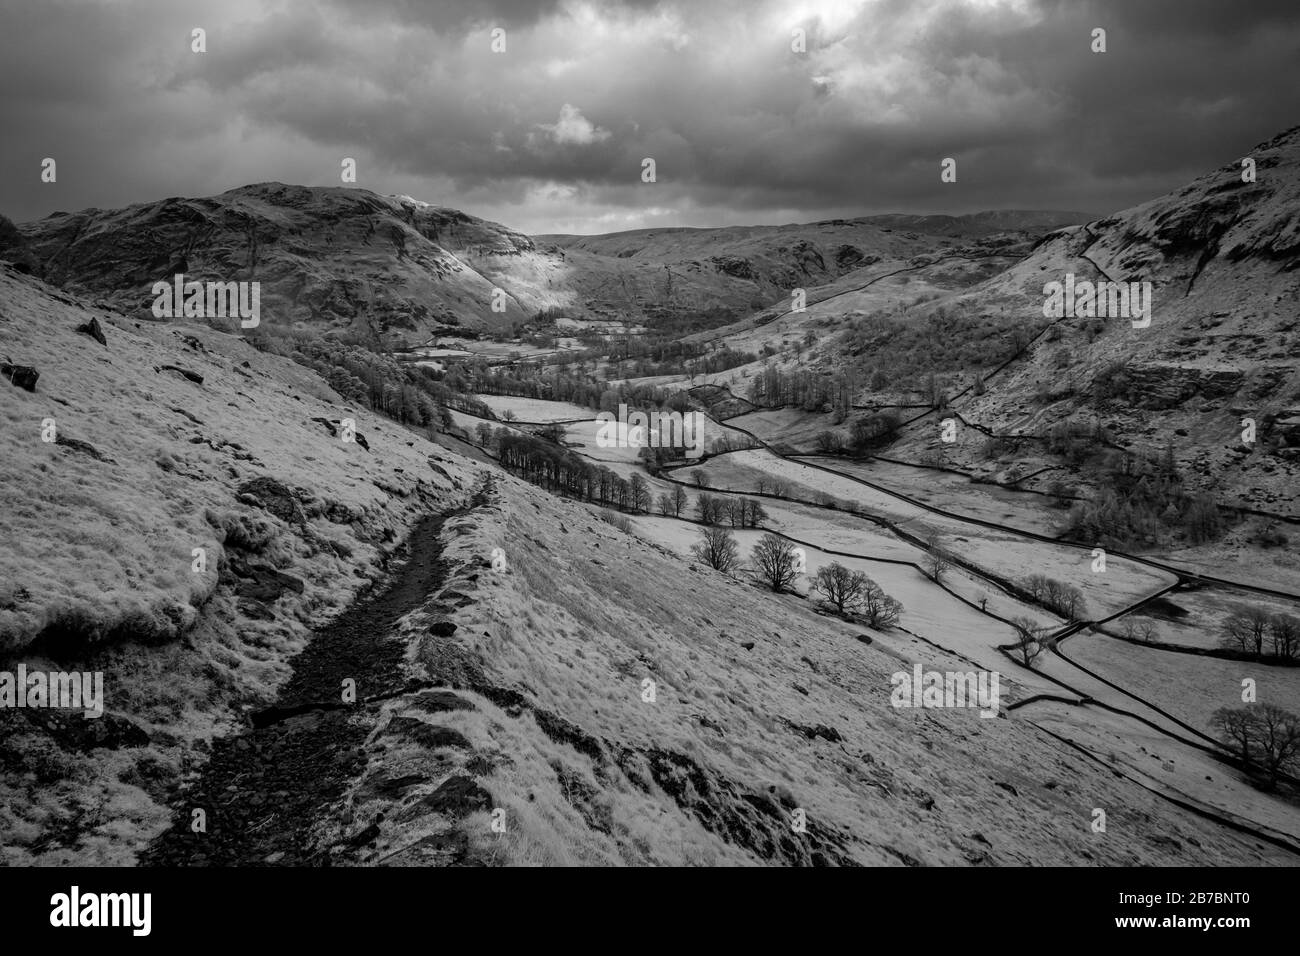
[
  {"x1": 2, "y1": 0, "x2": 1298, "y2": 233},
  {"x1": 325, "y1": 0, "x2": 663, "y2": 31}
]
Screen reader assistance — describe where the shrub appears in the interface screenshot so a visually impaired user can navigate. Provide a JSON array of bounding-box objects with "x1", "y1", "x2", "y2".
[{"x1": 598, "y1": 510, "x2": 632, "y2": 533}]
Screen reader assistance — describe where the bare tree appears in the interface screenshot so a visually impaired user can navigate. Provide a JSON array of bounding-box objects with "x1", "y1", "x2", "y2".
[
  {"x1": 751, "y1": 533, "x2": 799, "y2": 593},
  {"x1": 1009, "y1": 616, "x2": 1047, "y2": 666},
  {"x1": 1212, "y1": 706, "x2": 1257, "y2": 765},
  {"x1": 1253, "y1": 703, "x2": 1300, "y2": 788},
  {"x1": 671, "y1": 484, "x2": 688, "y2": 518},
  {"x1": 1025, "y1": 573, "x2": 1086, "y2": 620},
  {"x1": 696, "y1": 492, "x2": 721, "y2": 525},
  {"x1": 860, "y1": 578, "x2": 903, "y2": 628},
  {"x1": 656, "y1": 492, "x2": 674, "y2": 516},
  {"x1": 1215, "y1": 704, "x2": 1300, "y2": 789},
  {"x1": 1269, "y1": 614, "x2": 1300, "y2": 661},
  {"x1": 692, "y1": 525, "x2": 740, "y2": 574},
  {"x1": 629, "y1": 473, "x2": 651, "y2": 514},
  {"x1": 1118, "y1": 618, "x2": 1156, "y2": 643},
  {"x1": 691, "y1": 468, "x2": 708, "y2": 488},
  {"x1": 814, "y1": 562, "x2": 867, "y2": 616},
  {"x1": 815, "y1": 430, "x2": 843, "y2": 454},
  {"x1": 1221, "y1": 606, "x2": 1271, "y2": 658},
  {"x1": 924, "y1": 535, "x2": 952, "y2": 583}
]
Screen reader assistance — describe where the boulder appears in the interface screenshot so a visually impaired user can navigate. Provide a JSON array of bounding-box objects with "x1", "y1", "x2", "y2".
[
  {"x1": 225, "y1": 553, "x2": 305, "y2": 602},
  {"x1": 55, "y1": 434, "x2": 111, "y2": 462},
  {"x1": 155, "y1": 364, "x2": 204, "y2": 385},
  {"x1": 1, "y1": 361, "x2": 38, "y2": 391},
  {"x1": 76, "y1": 317, "x2": 107, "y2": 347},
  {"x1": 237, "y1": 476, "x2": 307, "y2": 524}
]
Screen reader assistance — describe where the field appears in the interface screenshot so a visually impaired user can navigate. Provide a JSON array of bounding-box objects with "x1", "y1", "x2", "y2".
[
  {"x1": 474, "y1": 394, "x2": 595, "y2": 423},
  {"x1": 680, "y1": 449, "x2": 1176, "y2": 617}
]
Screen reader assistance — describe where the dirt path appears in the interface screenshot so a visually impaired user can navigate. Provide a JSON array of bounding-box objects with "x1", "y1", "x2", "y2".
[{"x1": 141, "y1": 510, "x2": 458, "y2": 867}]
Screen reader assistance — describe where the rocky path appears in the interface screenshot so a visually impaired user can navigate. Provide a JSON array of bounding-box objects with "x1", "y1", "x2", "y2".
[{"x1": 141, "y1": 510, "x2": 458, "y2": 867}]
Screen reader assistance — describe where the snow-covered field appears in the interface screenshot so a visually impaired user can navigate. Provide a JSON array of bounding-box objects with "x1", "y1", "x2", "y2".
[
  {"x1": 629, "y1": 514, "x2": 1070, "y2": 702},
  {"x1": 474, "y1": 394, "x2": 595, "y2": 422},
  {"x1": 725, "y1": 407, "x2": 835, "y2": 448},
  {"x1": 1024, "y1": 700, "x2": 1300, "y2": 847},
  {"x1": 1064, "y1": 631, "x2": 1300, "y2": 737},
  {"x1": 806, "y1": 456, "x2": 1068, "y2": 538},
  {"x1": 1109, "y1": 585, "x2": 1300, "y2": 652},
  {"x1": 684, "y1": 450, "x2": 1176, "y2": 617}
]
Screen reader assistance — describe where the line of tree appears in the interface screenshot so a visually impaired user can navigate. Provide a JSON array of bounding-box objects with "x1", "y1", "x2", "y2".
[
  {"x1": 1219, "y1": 606, "x2": 1300, "y2": 662},
  {"x1": 491, "y1": 428, "x2": 655, "y2": 511},
  {"x1": 694, "y1": 493, "x2": 766, "y2": 528},
  {"x1": 1212, "y1": 703, "x2": 1300, "y2": 789},
  {"x1": 248, "y1": 331, "x2": 492, "y2": 429},
  {"x1": 747, "y1": 365, "x2": 856, "y2": 418},
  {"x1": 1023, "y1": 573, "x2": 1087, "y2": 621},
  {"x1": 690, "y1": 529, "x2": 906, "y2": 630}
]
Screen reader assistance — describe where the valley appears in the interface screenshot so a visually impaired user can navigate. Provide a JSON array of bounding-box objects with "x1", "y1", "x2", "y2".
[{"x1": 2, "y1": 126, "x2": 1299, "y2": 869}]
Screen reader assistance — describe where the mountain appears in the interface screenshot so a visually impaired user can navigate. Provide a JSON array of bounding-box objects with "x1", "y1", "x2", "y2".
[
  {"x1": 538, "y1": 212, "x2": 1078, "y2": 311},
  {"x1": 11, "y1": 187, "x2": 1078, "y2": 343},
  {"x1": 860, "y1": 210, "x2": 1092, "y2": 237},
  {"x1": 14, "y1": 183, "x2": 564, "y2": 341},
  {"x1": 883, "y1": 125, "x2": 1300, "y2": 515}
]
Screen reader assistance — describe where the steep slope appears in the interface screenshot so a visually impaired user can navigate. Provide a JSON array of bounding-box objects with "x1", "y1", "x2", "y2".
[
  {"x1": 325, "y1": 474, "x2": 1295, "y2": 866},
  {"x1": 2, "y1": 266, "x2": 1289, "y2": 866},
  {"x1": 0, "y1": 263, "x2": 482, "y2": 861},
  {"x1": 859, "y1": 126, "x2": 1300, "y2": 516},
  {"x1": 16, "y1": 184, "x2": 564, "y2": 341}
]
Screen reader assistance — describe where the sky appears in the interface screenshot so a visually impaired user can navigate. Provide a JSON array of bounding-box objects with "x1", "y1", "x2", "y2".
[{"x1": 2, "y1": 0, "x2": 1299, "y2": 235}]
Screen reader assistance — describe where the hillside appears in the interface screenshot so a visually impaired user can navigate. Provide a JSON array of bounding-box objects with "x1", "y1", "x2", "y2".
[
  {"x1": 537, "y1": 212, "x2": 1078, "y2": 318},
  {"x1": 881, "y1": 125, "x2": 1300, "y2": 516},
  {"x1": 12, "y1": 189, "x2": 1080, "y2": 344},
  {"x1": 2, "y1": 264, "x2": 1291, "y2": 866},
  {"x1": 14, "y1": 184, "x2": 565, "y2": 340}
]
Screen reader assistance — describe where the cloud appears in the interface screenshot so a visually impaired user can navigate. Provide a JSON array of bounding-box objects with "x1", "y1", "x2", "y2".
[
  {"x1": 1, "y1": 0, "x2": 1298, "y2": 233},
  {"x1": 534, "y1": 103, "x2": 612, "y2": 146}
]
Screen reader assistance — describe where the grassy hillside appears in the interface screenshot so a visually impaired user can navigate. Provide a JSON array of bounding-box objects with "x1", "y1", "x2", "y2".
[
  {"x1": 351, "y1": 471, "x2": 1293, "y2": 865},
  {"x1": 2, "y1": 264, "x2": 1291, "y2": 865},
  {"x1": 874, "y1": 126, "x2": 1300, "y2": 521},
  {"x1": 0, "y1": 263, "x2": 482, "y2": 862}
]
